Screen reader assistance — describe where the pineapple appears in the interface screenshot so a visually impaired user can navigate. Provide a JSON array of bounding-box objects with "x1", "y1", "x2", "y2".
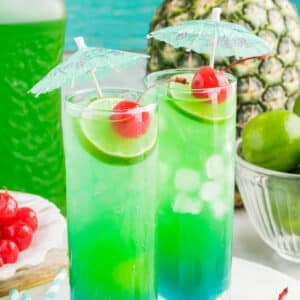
[{"x1": 147, "y1": 0, "x2": 300, "y2": 135}]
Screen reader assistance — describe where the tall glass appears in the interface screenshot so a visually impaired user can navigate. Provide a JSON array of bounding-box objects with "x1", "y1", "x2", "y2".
[
  {"x1": 145, "y1": 69, "x2": 236, "y2": 300},
  {"x1": 63, "y1": 88, "x2": 158, "y2": 300}
]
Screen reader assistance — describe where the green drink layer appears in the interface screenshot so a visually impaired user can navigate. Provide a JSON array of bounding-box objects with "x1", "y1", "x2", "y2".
[
  {"x1": 0, "y1": 20, "x2": 66, "y2": 212},
  {"x1": 63, "y1": 94, "x2": 157, "y2": 300},
  {"x1": 148, "y1": 71, "x2": 236, "y2": 300}
]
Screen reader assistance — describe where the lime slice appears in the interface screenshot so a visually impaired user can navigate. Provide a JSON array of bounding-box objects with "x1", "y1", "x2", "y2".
[
  {"x1": 168, "y1": 73, "x2": 196, "y2": 101},
  {"x1": 75, "y1": 98, "x2": 157, "y2": 165},
  {"x1": 168, "y1": 74, "x2": 234, "y2": 122},
  {"x1": 172, "y1": 98, "x2": 234, "y2": 122}
]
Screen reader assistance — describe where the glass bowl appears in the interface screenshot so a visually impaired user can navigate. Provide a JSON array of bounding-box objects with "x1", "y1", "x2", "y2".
[{"x1": 236, "y1": 139, "x2": 300, "y2": 263}]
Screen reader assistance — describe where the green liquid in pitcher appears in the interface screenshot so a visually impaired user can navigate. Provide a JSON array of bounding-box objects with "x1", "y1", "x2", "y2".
[{"x1": 0, "y1": 20, "x2": 66, "y2": 212}]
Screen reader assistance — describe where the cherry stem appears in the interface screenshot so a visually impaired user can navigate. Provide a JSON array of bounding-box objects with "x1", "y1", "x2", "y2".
[
  {"x1": 278, "y1": 287, "x2": 288, "y2": 300},
  {"x1": 137, "y1": 77, "x2": 187, "y2": 103},
  {"x1": 222, "y1": 55, "x2": 268, "y2": 73}
]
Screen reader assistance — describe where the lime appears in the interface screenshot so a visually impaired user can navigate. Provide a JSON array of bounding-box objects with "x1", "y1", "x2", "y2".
[
  {"x1": 268, "y1": 180, "x2": 300, "y2": 235},
  {"x1": 293, "y1": 94, "x2": 300, "y2": 117},
  {"x1": 278, "y1": 212, "x2": 300, "y2": 235},
  {"x1": 291, "y1": 163, "x2": 300, "y2": 174},
  {"x1": 242, "y1": 111, "x2": 300, "y2": 172},
  {"x1": 168, "y1": 74, "x2": 234, "y2": 122},
  {"x1": 272, "y1": 203, "x2": 300, "y2": 235},
  {"x1": 76, "y1": 98, "x2": 157, "y2": 165},
  {"x1": 113, "y1": 254, "x2": 151, "y2": 292}
]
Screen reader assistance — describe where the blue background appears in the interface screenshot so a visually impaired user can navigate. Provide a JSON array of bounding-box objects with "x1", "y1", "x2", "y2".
[
  {"x1": 65, "y1": 0, "x2": 162, "y2": 51},
  {"x1": 65, "y1": 0, "x2": 300, "y2": 51}
]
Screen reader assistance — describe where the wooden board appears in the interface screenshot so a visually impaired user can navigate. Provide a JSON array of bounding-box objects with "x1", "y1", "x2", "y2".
[{"x1": 0, "y1": 248, "x2": 68, "y2": 297}]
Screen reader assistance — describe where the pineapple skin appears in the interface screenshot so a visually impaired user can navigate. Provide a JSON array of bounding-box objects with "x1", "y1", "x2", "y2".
[{"x1": 147, "y1": 0, "x2": 300, "y2": 134}]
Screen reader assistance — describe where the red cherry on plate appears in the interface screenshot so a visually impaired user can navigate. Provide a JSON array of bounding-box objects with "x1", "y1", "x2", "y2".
[
  {"x1": 17, "y1": 207, "x2": 38, "y2": 232},
  {"x1": 3, "y1": 221, "x2": 33, "y2": 251},
  {"x1": 110, "y1": 100, "x2": 151, "y2": 138},
  {"x1": 191, "y1": 66, "x2": 229, "y2": 102},
  {"x1": 0, "y1": 240, "x2": 19, "y2": 263},
  {"x1": 0, "y1": 256, "x2": 4, "y2": 267},
  {"x1": 0, "y1": 192, "x2": 18, "y2": 224},
  {"x1": 0, "y1": 192, "x2": 8, "y2": 212}
]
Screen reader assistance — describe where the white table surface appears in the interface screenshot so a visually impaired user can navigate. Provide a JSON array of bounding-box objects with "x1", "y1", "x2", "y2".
[
  {"x1": 64, "y1": 60, "x2": 300, "y2": 282},
  {"x1": 4, "y1": 256, "x2": 300, "y2": 300}
]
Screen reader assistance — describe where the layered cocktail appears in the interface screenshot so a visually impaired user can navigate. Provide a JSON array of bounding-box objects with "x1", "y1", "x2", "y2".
[
  {"x1": 146, "y1": 68, "x2": 236, "y2": 300},
  {"x1": 63, "y1": 88, "x2": 158, "y2": 299}
]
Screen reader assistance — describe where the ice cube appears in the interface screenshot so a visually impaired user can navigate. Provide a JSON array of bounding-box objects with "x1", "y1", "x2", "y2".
[
  {"x1": 212, "y1": 201, "x2": 229, "y2": 219},
  {"x1": 224, "y1": 142, "x2": 233, "y2": 155},
  {"x1": 200, "y1": 181, "x2": 223, "y2": 202},
  {"x1": 205, "y1": 154, "x2": 225, "y2": 179},
  {"x1": 174, "y1": 168, "x2": 200, "y2": 193},
  {"x1": 173, "y1": 193, "x2": 202, "y2": 215}
]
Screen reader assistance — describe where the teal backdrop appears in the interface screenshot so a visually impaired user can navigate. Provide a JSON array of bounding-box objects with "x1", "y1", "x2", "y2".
[
  {"x1": 65, "y1": 0, "x2": 162, "y2": 51},
  {"x1": 65, "y1": 0, "x2": 300, "y2": 51}
]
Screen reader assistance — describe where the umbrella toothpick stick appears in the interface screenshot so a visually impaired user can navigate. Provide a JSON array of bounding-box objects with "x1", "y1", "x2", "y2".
[
  {"x1": 209, "y1": 8, "x2": 222, "y2": 68},
  {"x1": 74, "y1": 37, "x2": 103, "y2": 98},
  {"x1": 188, "y1": 51, "x2": 193, "y2": 68},
  {"x1": 88, "y1": 68, "x2": 103, "y2": 98}
]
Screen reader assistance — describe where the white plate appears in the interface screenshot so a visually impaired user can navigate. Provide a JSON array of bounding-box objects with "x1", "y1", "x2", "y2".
[
  {"x1": 232, "y1": 258, "x2": 300, "y2": 299},
  {"x1": 2, "y1": 257, "x2": 299, "y2": 299},
  {"x1": 0, "y1": 191, "x2": 66, "y2": 280}
]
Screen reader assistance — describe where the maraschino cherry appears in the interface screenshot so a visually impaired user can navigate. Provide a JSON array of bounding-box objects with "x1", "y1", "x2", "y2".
[
  {"x1": 110, "y1": 100, "x2": 150, "y2": 138},
  {"x1": 191, "y1": 66, "x2": 229, "y2": 102},
  {"x1": 0, "y1": 191, "x2": 39, "y2": 267},
  {"x1": 0, "y1": 191, "x2": 18, "y2": 224}
]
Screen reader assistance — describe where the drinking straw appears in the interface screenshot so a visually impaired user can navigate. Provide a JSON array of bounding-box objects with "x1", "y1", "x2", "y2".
[
  {"x1": 44, "y1": 269, "x2": 67, "y2": 300},
  {"x1": 74, "y1": 36, "x2": 103, "y2": 98},
  {"x1": 9, "y1": 289, "x2": 31, "y2": 300},
  {"x1": 19, "y1": 292, "x2": 31, "y2": 300},
  {"x1": 209, "y1": 7, "x2": 222, "y2": 68},
  {"x1": 8, "y1": 270, "x2": 66, "y2": 300},
  {"x1": 9, "y1": 289, "x2": 20, "y2": 300}
]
